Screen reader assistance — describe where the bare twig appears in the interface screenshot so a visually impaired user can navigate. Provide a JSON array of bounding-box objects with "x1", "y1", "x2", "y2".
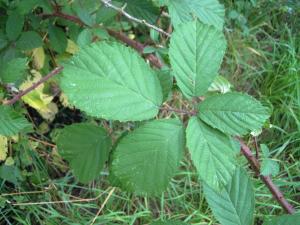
[
  {"x1": 28, "y1": 136, "x2": 56, "y2": 148},
  {"x1": 101, "y1": 0, "x2": 170, "y2": 37},
  {"x1": 90, "y1": 187, "x2": 115, "y2": 225},
  {"x1": 3, "y1": 66, "x2": 63, "y2": 105},
  {"x1": 238, "y1": 138, "x2": 295, "y2": 214},
  {"x1": 1, "y1": 189, "x2": 49, "y2": 197},
  {"x1": 11, "y1": 190, "x2": 106, "y2": 206}
]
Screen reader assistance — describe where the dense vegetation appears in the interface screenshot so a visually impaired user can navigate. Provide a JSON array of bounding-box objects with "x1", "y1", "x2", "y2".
[{"x1": 0, "y1": 0, "x2": 299, "y2": 224}]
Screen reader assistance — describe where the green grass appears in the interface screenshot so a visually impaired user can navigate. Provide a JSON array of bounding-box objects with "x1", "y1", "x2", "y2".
[
  {"x1": 223, "y1": 0, "x2": 300, "y2": 222},
  {"x1": 1, "y1": 1, "x2": 300, "y2": 224}
]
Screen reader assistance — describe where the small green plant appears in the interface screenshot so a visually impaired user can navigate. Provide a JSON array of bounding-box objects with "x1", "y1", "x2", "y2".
[{"x1": 0, "y1": 0, "x2": 298, "y2": 224}]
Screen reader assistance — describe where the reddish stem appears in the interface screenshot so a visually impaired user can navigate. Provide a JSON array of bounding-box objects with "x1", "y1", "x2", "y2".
[
  {"x1": 3, "y1": 66, "x2": 64, "y2": 105},
  {"x1": 239, "y1": 138, "x2": 295, "y2": 214}
]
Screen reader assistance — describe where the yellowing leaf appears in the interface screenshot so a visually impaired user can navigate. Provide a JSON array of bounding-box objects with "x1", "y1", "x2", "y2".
[
  {"x1": 66, "y1": 39, "x2": 79, "y2": 54},
  {"x1": 20, "y1": 71, "x2": 57, "y2": 121},
  {"x1": 32, "y1": 47, "x2": 45, "y2": 70},
  {"x1": 5, "y1": 156, "x2": 14, "y2": 166},
  {"x1": 59, "y1": 93, "x2": 73, "y2": 108},
  {"x1": 38, "y1": 102, "x2": 58, "y2": 121},
  {"x1": 0, "y1": 136, "x2": 8, "y2": 161}
]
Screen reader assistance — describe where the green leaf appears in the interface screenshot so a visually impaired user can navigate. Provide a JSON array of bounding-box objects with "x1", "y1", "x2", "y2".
[
  {"x1": 114, "y1": 0, "x2": 160, "y2": 23},
  {"x1": 153, "y1": 0, "x2": 169, "y2": 7},
  {"x1": 111, "y1": 119, "x2": 184, "y2": 195},
  {"x1": 61, "y1": 41, "x2": 163, "y2": 122},
  {"x1": 198, "y1": 92, "x2": 270, "y2": 135},
  {"x1": 151, "y1": 221, "x2": 188, "y2": 225},
  {"x1": 56, "y1": 123, "x2": 111, "y2": 183},
  {"x1": 168, "y1": 0, "x2": 225, "y2": 29},
  {"x1": 204, "y1": 167, "x2": 255, "y2": 225},
  {"x1": 16, "y1": 0, "x2": 51, "y2": 15},
  {"x1": 16, "y1": 31, "x2": 43, "y2": 50},
  {"x1": 77, "y1": 29, "x2": 93, "y2": 47},
  {"x1": 261, "y1": 159, "x2": 279, "y2": 176},
  {"x1": 0, "y1": 38, "x2": 8, "y2": 50},
  {"x1": 48, "y1": 26, "x2": 68, "y2": 53},
  {"x1": 186, "y1": 117, "x2": 236, "y2": 190},
  {"x1": 0, "y1": 105, "x2": 31, "y2": 136},
  {"x1": 260, "y1": 144, "x2": 280, "y2": 177},
  {"x1": 208, "y1": 75, "x2": 232, "y2": 93},
  {"x1": 0, "y1": 58, "x2": 27, "y2": 85},
  {"x1": 96, "y1": 3, "x2": 120, "y2": 24},
  {"x1": 157, "y1": 69, "x2": 173, "y2": 101},
  {"x1": 0, "y1": 165, "x2": 23, "y2": 184},
  {"x1": 169, "y1": 20, "x2": 226, "y2": 98},
  {"x1": 75, "y1": 7, "x2": 95, "y2": 27},
  {"x1": 6, "y1": 13, "x2": 24, "y2": 41},
  {"x1": 263, "y1": 214, "x2": 300, "y2": 225},
  {"x1": 260, "y1": 144, "x2": 270, "y2": 158}
]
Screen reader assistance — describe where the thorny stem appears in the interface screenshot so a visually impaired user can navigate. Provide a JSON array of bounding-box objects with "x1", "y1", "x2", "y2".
[
  {"x1": 106, "y1": 29, "x2": 164, "y2": 69},
  {"x1": 238, "y1": 138, "x2": 295, "y2": 214},
  {"x1": 40, "y1": 12, "x2": 164, "y2": 69},
  {"x1": 12, "y1": 7, "x2": 296, "y2": 214},
  {"x1": 2, "y1": 66, "x2": 64, "y2": 105},
  {"x1": 100, "y1": 0, "x2": 171, "y2": 37}
]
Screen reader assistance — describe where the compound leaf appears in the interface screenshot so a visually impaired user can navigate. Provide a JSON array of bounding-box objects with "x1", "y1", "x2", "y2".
[
  {"x1": 186, "y1": 117, "x2": 236, "y2": 190},
  {"x1": 169, "y1": 20, "x2": 226, "y2": 98},
  {"x1": 56, "y1": 123, "x2": 111, "y2": 183},
  {"x1": 111, "y1": 119, "x2": 184, "y2": 195},
  {"x1": 61, "y1": 41, "x2": 162, "y2": 122},
  {"x1": 198, "y1": 92, "x2": 270, "y2": 135},
  {"x1": 114, "y1": 0, "x2": 160, "y2": 23},
  {"x1": 204, "y1": 167, "x2": 255, "y2": 225}
]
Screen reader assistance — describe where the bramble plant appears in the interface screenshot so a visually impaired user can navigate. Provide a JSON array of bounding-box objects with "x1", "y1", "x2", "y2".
[{"x1": 0, "y1": 0, "x2": 298, "y2": 224}]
